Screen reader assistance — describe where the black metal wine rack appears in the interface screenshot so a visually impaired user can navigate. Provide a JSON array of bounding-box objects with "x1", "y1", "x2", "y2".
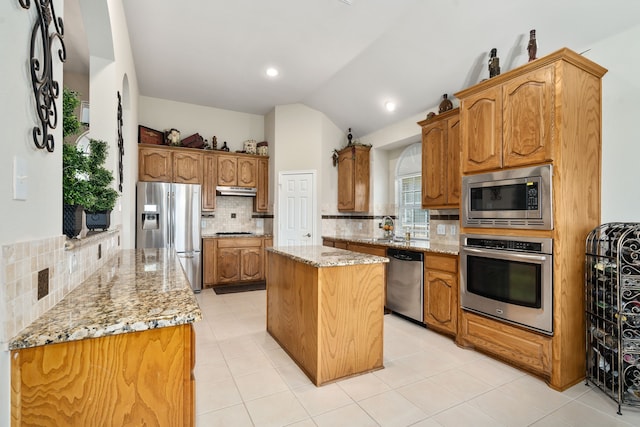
[{"x1": 585, "y1": 222, "x2": 640, "y2": 415}]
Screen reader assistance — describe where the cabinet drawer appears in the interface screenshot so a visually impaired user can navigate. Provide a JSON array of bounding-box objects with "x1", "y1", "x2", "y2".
[
  {"x1": 459, "y1": 310, "x2": 551, "y2": 377},
  {"x1": 216, "y1": 238, "x2": 263, "y2": 248},
  {"x1": 425, "y1": 254, "x2": 457, "y2": 273}
]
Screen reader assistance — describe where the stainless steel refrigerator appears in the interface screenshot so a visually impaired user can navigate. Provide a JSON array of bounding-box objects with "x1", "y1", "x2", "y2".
[{"x1": 136, "y1": 182, "x2": 202, "y2": 292}]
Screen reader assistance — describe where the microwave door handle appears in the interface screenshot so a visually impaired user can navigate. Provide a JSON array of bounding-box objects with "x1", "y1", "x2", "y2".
[{"x1": 462, "y1": 246, "x2": 550, "y2": 263}]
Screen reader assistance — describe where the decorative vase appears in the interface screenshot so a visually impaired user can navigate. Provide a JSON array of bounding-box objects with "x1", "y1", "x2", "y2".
[
  {"x1": 86, "y1": 210, "x2": 111, "y2": 231},
  {"x1": 438, "y1": 94, "x2": 453, "y2": 113},
  {"x1": 63, "y1": 204, "x2": 83, "y2": 238}
]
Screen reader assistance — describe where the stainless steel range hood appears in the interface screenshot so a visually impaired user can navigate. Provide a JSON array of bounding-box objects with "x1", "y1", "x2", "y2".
[{"x1": 216, "y1": 186, "x2": 257, "y2": 197}]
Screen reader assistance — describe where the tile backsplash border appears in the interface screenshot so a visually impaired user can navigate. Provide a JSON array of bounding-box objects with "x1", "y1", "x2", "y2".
[{"x1": 0, "y1": 229, "x2": 120, "y2": 349}]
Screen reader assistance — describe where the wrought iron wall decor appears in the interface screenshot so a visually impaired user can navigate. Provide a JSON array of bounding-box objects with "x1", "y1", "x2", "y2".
[
  {"x1": 117, "y1": 91, "x2": 124, "y2": 192},
  {"x1": 19, "y1": 0, "x2": 66, "y2": 152}
]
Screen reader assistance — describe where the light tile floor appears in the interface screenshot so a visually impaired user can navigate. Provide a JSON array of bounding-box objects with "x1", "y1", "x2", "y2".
[{"x1": 194, "y1": 290, "x2": 640, "y2": 426}]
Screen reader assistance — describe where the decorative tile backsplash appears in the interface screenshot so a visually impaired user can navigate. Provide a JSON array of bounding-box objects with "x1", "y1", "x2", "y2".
[
  {"x1": 202, "y1": 196, "x2": 272, "y2": 234},
  {"x1": 0, "y1": 230, "x2": 120, "y2": 348}
]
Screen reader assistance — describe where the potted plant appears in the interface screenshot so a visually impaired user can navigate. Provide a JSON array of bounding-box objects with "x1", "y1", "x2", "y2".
[
  {"x1": 62, "y1": 88, "x2": 91, "y2": 238},
  {"x1": 83, "y1": 139, "x2": 119, "y2": 231}
]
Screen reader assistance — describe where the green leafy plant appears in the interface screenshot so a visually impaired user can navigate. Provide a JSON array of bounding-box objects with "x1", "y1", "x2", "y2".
[
  {"x1": 62, "y1": 143, "x2": 94, "y2": 207},
  {"x1": 84, "y1": 139, "x2": 119, "y2": 213},
  {"x1": 63, "y1": 87, "x2": 81, "y2": 138}
]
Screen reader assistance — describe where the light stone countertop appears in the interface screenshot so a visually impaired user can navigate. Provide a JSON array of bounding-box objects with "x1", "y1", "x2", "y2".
[
  {"x1": 9, "y1": 249, "x2": 202, "y2": 350},
  {"x1": 267, "y1": 245, "x2": 389, "y2": 268},
  {"x1": 322, "y1": 235, "x2": 459, "y2": 255}
]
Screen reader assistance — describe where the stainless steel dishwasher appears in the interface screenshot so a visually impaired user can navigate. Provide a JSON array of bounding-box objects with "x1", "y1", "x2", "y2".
[{"x1": 386, "y1": 248, "x2": 424, "y2": 323}]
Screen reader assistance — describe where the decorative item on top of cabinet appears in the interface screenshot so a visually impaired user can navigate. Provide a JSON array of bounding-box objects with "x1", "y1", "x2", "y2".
[
  {"x1": 488, "y1": 48, "x2": 500, "y2": 78},
  {"x1": 528, "y1": 29, "x2": 538, "y2": 62},
  {"x1": 438, "y1": 94, "x2": 453, "y2": 113},
  {"x1": 585, "y1": 223, "x2": 640, "y2": 415},
  {"x1": 418, "y1": 108, "x2": 460, "y2": 208},
  {"x1": 337, "y1": 144, "x2": 371, "y2": 212}
]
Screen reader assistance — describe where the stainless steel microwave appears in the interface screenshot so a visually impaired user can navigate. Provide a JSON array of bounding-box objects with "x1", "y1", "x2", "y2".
[{"x1": 462, "y1": 164, "x2": 553, "y2": 230}]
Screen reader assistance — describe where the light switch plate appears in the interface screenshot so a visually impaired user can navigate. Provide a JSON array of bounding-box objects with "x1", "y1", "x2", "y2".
[{"x1": 13, "y1": 156, "x2": 28, "y2": 200}]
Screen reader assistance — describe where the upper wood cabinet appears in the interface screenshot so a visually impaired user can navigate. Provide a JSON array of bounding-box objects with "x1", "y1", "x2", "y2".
[
  {"x1": 139, "y1": 145, "x2": 202, "y2": 184},
  {"x1": 458, "y1": 64, "x2": 555, "y2": 173},
  {"x1": 337, "y1": 145, "x2": 371, "y2": 212},
  {"x1": 418, "y1": 108, "x2": 461, "y2": 208},
  {"x1": 202, "y1": 153, "x2": 217, "y2": 211},
  {"x1": 254, "y1": 157, "x2": 269, "y2": 212},
  {"x1": 217, "y1": 153, "x2": 257, "y2": 188}
]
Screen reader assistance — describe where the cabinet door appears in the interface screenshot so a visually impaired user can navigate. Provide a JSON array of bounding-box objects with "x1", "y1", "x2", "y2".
[
  {"x1": 461, "y1": 86, "x2": 502, "y2": 173},
  {"x1": 216, "y1": 248, "x2": 241, "y2": 283},
  {"x1": 255, "y1": 158, "x2": 269, "y2": 212},
  {"x1": 503, "y1": 65, "x2": 554, "y2": 167},
  {"x1": 337, "y1": 148, "x2": 355, "y2": 211},
  {"x1": 202, "y1": 154, "x2": 217, "y2": 211},
  {"x1": 203, "y1": 239, "x2": 215, "y2": 286},
  {"x1": 421, "y1": 121, "x2": 447, "y2": 207},
  {"x1": 238, "y1": 158, "x2": 257, "y2": 187},
  {"x1": 446, "y1": 115, "x2": 461, "y2": 206},
  {"x1": 241, "y1": 248, "x2": 262, "y2": 281},
  {"x1": 173, "y1": 152, "x2": 203, "y2": 184},
  {"x1": 217, "y1": 155, "x2": 237, "y2": 186},
  {"x1": 424, "y1": 269, "x2": 457, "y2": 335},
  {"x1": 139, "y1": 147, "x2": 172, "y2": 182}
]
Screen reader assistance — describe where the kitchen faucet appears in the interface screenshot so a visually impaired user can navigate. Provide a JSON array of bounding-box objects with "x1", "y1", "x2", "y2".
[{"x1": 382, "y1": 216, "x2": 394, "y2": 238}]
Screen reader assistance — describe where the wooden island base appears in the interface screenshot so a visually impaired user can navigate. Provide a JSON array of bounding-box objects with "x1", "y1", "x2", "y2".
[{"x1": 266, "y1": 250, "x2": 386, "y2": 386}]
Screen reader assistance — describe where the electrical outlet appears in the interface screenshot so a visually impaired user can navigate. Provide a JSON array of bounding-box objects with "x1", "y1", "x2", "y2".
[
  {"x1": 38, "y1": 268, "x2": 49, "y2": 300},
  {"x1": 437, "y1": 224, "x2": 446, "y2": 235},
  {"x1": 231, "y1": 213, "x2": 236, "y2": 219},
  {"x1": 358, "y1": 223, "x2": 363, "y2": 230},
  {"x1": 450, "y1": 225, "x2": 457, "y2": 235}
]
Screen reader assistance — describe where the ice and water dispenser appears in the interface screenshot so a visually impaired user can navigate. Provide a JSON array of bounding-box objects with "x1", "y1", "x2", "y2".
[{"x1": 141, "y1": 205, "x2": 159, "y2": 230}]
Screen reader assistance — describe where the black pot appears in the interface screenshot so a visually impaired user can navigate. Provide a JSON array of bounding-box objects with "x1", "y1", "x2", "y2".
[
  {"x1": 63, "y1": 204, "x2": 83, "y2": 238},
  {"x1": 86, "y1": 210, "x2": 111, "y2": 231}
]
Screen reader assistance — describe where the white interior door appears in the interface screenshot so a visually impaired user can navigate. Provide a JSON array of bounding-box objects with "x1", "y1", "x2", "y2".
[{"x1": 278, "y1": 171, "x2": 316, "y2": 246}]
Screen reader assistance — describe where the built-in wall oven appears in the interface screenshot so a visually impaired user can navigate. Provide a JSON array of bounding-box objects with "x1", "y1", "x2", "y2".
[{"x1": 460, "y1": 234, "x2": 554, "y2": 335}]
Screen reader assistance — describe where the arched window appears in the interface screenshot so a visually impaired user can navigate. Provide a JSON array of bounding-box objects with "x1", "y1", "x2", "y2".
[{"x1": 395, "y1": 143, "x2": 429, "y2": 239}]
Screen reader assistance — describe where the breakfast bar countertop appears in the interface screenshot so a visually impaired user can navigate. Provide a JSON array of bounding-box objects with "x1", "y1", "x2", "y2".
[
  {"x1": 267, "y1": 245, "x2": 389, "y2": 268},
  {"x1": 8, "y1": 248, "x2": 202, "y2": 350}
]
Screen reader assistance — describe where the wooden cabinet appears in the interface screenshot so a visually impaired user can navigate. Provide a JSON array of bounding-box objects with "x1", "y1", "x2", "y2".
[
  {"x1": 346, "y1": 242, "x2": 386, "y2": 257},
  {"x1": 424, "y1": 254, "x2": 458, "y2": 336},
  {"x1": 138, "y1": 145, "x2": 202, "y2": 184},
  {"x1": 337, "y1": 145, "x2": 371, "y2": 212},
  {"x1": 254, "y1": 157, "x2": 269, "y2": 212},
  {"x1": 202, "y1": 153, "x2": 217, "y2": 211},
  {"x1": 456, "y1": 48, "x2": 608, "y2": 391},
  {"x1": 458, "y1": 64, "x2": 555, "y2": 173},
  {"x1": 418, "y1": 108, "x2": 461, "y2": 208},
  {"x1": 11, "y1": 324, "x2": 195, "y2": 425},
  {"x1": 217, "y1": 153, "x2": 257, "y2": 187},
  {"x1": 203, "y1": 237, "x2": 267, "y2": 287}
]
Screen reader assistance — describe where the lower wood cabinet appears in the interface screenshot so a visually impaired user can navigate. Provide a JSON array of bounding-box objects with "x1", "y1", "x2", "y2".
[
  {"x1": 424, "y1": 254, "x2": 458, "y2": 336},
  {"x1": 457, "y1": 310, "x2": 552, "y2": 379},
  {"x1": 203, "y1": 237, "x2": 268, "y2": 287},
  {"x1": 11, "y1": 324, "x2": 195, "y2": 426}
]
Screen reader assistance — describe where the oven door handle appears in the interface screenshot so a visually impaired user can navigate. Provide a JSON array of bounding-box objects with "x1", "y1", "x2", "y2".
[{"x1": 462, "y1": 246, "x2": 551, "y2": 263}]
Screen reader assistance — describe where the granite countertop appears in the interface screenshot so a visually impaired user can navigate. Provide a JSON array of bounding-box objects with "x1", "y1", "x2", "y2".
[
  {"x1": 267, "y1": 245, "x2": 389, "y2": 268},
  {"x1": 202, "y1": 232, "x2": 273, "y2": 238},
  {"x1": 9, "y1": 249, "x2": 202, "y2": 350},
  {"x1": 323, "y1": 235, "x2": 459, "y2": 255}
]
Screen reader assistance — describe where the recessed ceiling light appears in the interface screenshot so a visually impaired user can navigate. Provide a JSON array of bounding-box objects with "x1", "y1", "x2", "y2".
[
  {"x1": 385, "y1": 101, "x2": 396, "y2": 112},
  {"x1": 266, "y1": 67, "x2": 279, "y2": 77}
]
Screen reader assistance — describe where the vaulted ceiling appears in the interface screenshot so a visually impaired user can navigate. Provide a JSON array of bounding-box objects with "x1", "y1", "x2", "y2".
[{"x1": 66, "y1": 0, "x2": 640, "y2": 138}]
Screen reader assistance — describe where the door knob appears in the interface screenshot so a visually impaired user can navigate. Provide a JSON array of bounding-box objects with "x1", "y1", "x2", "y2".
[{"x1": 304, "y1": 233, "x2": 311, "y2": 237}]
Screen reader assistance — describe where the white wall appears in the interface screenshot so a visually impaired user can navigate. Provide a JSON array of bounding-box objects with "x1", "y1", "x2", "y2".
[
  {"x1": 138, "y1": 96, "x2": 265, "y2": 153},
  {"x1": 583, "y1": 24, "x2": 640, "y2": 223}
]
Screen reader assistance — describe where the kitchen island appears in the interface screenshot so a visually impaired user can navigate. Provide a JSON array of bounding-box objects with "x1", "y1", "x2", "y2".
[
  {"x1": 9, "y1": 248, "x2": 202, "y2": 426},
  {"x1": 266, "y1": 245, "x2": 388, "y2": 386}
]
